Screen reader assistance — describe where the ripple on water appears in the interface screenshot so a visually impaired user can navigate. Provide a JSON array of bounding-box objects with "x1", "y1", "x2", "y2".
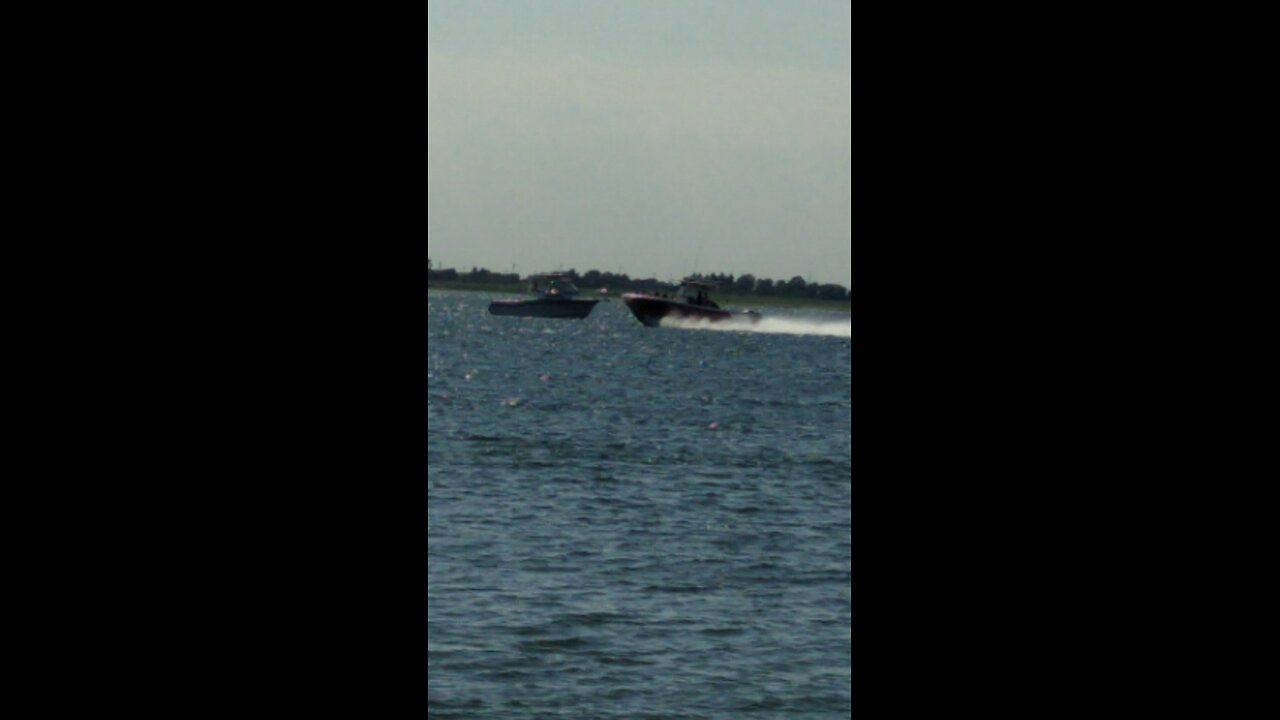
[{"x1": 429, "y1": 290, "x2": 851, "y2": 717}]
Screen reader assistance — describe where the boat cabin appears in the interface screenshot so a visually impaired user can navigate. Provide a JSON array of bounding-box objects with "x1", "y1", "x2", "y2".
[
  {"x1": 528, "y1": 273, "x2": 581, "y2": 298},
  {"x1": 675, "y1": 279, "x2": 721, "y2": 308}
]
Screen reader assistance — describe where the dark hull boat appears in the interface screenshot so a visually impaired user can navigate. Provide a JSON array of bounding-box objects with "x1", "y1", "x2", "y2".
[
  {"x1": 622, "y1": 279, "x2": 762, "y2": 328},
  {"x1": 621, "y1": 294, "x2": 729, "y2": 326},
  {"x1": 488, "y1": 297, "x2": 598, "y2": 318},
  {"x1": 488, "y1": 273, "x2": 599, "y2": 319}
]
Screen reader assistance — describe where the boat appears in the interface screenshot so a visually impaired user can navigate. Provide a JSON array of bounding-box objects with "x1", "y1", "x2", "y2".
[
  {"x1": 488, "y1": 274, "x2": 600, "y2": 319},
  {"x1": 621, "y1": 279, "x2": 762, "y2": 328}
]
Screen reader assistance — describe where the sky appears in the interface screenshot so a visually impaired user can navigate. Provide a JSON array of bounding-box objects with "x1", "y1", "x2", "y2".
[{"x1": 428, "y1": 0, "x2": 851, "y2": 288}]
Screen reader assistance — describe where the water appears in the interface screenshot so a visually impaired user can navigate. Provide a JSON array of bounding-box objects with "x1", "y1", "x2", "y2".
[{"x1": 428, "y1": 289, "x2": 851, "y2": 718}]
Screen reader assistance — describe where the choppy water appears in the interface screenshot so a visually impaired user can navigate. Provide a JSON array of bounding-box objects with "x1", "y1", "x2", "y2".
[{"x1": 428, "y1": 289, "x2": 851, "y2": 718}]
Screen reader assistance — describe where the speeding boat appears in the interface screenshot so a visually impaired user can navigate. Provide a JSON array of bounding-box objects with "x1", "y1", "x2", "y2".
[
  {"x1": 488, "y1": 274, "x2": 599, "y2": 319},
  {"x1": 622, "y1": 279, "x2": 762, "y2": 328}
]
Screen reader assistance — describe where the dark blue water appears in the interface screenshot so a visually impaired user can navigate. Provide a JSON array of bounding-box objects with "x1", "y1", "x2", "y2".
[{"x1": 429, "y1": 289, "x2": 851, "y2": 718}]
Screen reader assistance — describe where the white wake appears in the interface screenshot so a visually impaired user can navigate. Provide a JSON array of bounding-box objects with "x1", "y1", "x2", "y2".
[{"x1": 659, "y1": 314, "x2": 851, "y2": 338}]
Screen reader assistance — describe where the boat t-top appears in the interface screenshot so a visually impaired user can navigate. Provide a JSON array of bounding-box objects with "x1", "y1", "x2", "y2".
[{"x1": 488, "y1": 274, "x2": 600, "y2": 319}]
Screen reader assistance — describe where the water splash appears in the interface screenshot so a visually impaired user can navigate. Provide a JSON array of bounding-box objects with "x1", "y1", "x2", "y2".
[{"x1": 660, "y1": 314, "x2": 851, "y2": 338}]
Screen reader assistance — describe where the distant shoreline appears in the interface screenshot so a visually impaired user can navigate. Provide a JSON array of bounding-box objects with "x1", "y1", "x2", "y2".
[{"x1": 428, "y1": 281, "x2": 851, "y2": 313}]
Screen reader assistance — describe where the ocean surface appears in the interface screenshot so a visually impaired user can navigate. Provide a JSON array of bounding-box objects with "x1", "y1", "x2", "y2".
[{"x1": 428, "y1": 289, "x2": 851, "y2": 718}]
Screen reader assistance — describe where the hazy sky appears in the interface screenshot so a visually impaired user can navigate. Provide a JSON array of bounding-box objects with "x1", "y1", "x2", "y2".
[{"x1": 428, "y1": 0, "x2": 851, "y2": 288}]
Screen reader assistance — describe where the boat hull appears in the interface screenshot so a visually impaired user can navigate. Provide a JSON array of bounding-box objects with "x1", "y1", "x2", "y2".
[
  {"x1": 622, "y1": 294, "x2": 758, "y2": 327},
  {"x1": 488, "y1": 298, "x2": 598, "y2": 319}
]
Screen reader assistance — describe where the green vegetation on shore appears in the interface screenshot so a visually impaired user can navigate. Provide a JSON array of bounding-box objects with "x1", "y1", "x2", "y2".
[
  {"x1": 428, "y1": 260, "x2": 850, "y2": 312},
  {"x1": 428, "y1": 279, "x2": 850, "y2": 313}
]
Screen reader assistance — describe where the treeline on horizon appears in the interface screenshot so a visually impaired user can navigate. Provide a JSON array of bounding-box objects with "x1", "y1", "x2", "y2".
[{"x1": 427, "y1": 259, "x2": 849, "y2": 302}]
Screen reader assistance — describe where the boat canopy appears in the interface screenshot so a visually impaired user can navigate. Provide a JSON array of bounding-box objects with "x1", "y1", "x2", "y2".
[{"x1": 679, "y1": 278, "x2": 719, "y2": 288}]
